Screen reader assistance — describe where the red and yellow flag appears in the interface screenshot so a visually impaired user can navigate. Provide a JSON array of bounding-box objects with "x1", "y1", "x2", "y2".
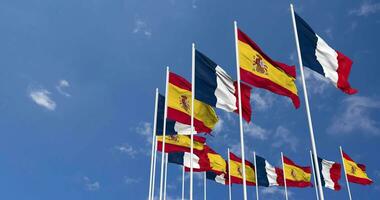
[
  {"x1": 342, "y1": 151, "x2": 373, "y2": 185},
  {"x1": 229, "y1": 152, "x2": 256, "y2": 185},
  {"x1": 157, "y1": 135, "x2": 206, "y2": 153},
  {"x1": 237, "y1": 28, "x2": 300, "y2": 108},
  {"x1": 167, "y1": 72, "x2": 219, "y2": 133},
  {"x1": 281, "y1": 156, "x2": 311, "y2": 187}
]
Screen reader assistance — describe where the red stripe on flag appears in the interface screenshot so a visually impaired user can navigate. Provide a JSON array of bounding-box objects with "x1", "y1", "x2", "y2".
[
  {"x1": 330, "y1": 163, "x2": 342, "y2": 190},
  {"x1": 233, "y1": 81, "x2": 252, "y2": 122},
  {"x1": 167, "y1": 107, "x2": 212, "y2": 133},
  {"x1": 169, "y1": 72, "x2": 191, "y2": 91},
  {"x1": 336, "y1": 51, "x2": 357, "y2": 95},
  {"x1": 229, "y1": 152, "x2": 254, "y2": 167},
  {"x1": 347, "y1": 174, "x2": 373, "y2": 185}
]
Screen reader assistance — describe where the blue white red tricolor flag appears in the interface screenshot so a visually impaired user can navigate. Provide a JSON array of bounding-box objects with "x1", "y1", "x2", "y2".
[{"x1": 317, "y1": 157, "x2": 342, "y2": 190}]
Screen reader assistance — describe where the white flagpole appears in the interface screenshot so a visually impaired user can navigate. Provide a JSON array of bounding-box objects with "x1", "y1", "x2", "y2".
[
  {"x1": 204, "y1": 172, "x2": 207, "y2": 200},
  {"x1": 253, "y1": 152, "x2": 259, "y2": 200},
  {"x1": 190, "y1": 42, "x2": 195, "y2": 200},
  {"x1": 281, "y1": 152, "x2": 288, "y2": 200},
  {"x1": 233, "y1": 20, "x2": 248, "y2": 200},
  {"x1": 340, "y1": 146, "x2": 353, "y2": 200},
  {"x1": 164, "y1": 153, "x2": 168, "y2": 200},
  {"x1": 310, "y1": 150, "x2": 320, "y2": 200},
  {"x1": 148, "y1": 88, "x2": 159, "y2": 200},
  {"x1": 228, "y1": 148, "x2": 232, "y2": 200},
  {"x1": 289, "y1": 4, "x2": 325, "y2": 200},
  {"x1": 159, "y1": 67, "x2": 170, "y2": 200},
  {"x1": 182, "y1": 165, "x2": 185, "y2": 200},
  {"x1": 151, "y1": 136, "x2": 158, "y2": 200}
]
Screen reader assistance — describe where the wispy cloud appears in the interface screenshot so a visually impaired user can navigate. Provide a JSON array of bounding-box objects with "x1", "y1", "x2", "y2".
[
  {"x1": 251, "y1": 91, "x2": 276, "y2": 111},
  {"x1": 191, "y1": 0, "x2": 198, "y2": 9},
  {"x1": 29, "y1": 88, "x2": 56, "y2": 111},
  {"x1": 124, "y1": 176, "x2": 141, "y2": 184},
  {"x1": 56, "y1": 79, "x2": 71, "y2": 97},
  {"x1": 261, "y1": 187, "x2": 293, "y2": 197},
  {"x1": 132, "y1": 19, "x2": 152, "y2": 38},
  {"x1": 349, "y1": 1, "x2": 380, "y2": 16},
  {"x1": 136, "y1": 122, "x2": 153, "y2": 144},
  {"x1": 300, "y1": 67, "x2": 330, "y2": 95},
  {"x1": 328, "y1": 96, "x2": 380, "y2": 135},
  {"x1": 244, "y1": 122, "x2": 269, "y2": 140},
  {"x1": 213, "y1": 118, "x2": 224, "y2": 134},
  {"x1": 324, "y1": 28, "x2": 333, "y2": 39},
  {"x1": 114, "y1": 143, "x2": 138, "y2": 158},
  {"x1": 83, "y1": 176, "x2": 100, "y2": 191},
  {"x1": 272, "y1": 126, "x2": 299, "y2": 152}
]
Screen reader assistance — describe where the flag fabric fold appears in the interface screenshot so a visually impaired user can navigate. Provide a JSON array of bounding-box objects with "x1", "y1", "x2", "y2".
[
  {"x1": 317, "y1": 157, "x2": 342, "y2": 190},
  {"x1": 168, "y1": 151, "x2": 210, "y2": 171},
  {"x1": 229, "y1": 152, "x2": 256, "y2": 185},
  {"x1": 294, "y1": 12, "x2": 357, "y2": 95},
  {"x1": 167, "y1": 72, "x2": 219, "y2": 134},
  {"x1": 255, "y1": 155, "x2": 282, "y2": 187},
  {"x1": 282, "y1": 156, "x2": 312, "y2": 187},
  {"x1": 195, "y1": 50, "x2": 252, "y2": 122},
  {"x1": 237, "y1": 28, "x2": 300, "y2": 108},
  {"x1": 206, "y1": 171, "x2": 228, "y2": 185},
  {"x1": 156, "y1": 135, "x2": 206, "y2": 153},
  {"x1": 342, "y1": 151, "x2": 373, "y2": 185}
]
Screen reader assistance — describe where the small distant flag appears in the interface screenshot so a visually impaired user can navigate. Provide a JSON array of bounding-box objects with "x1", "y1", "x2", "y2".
[
  {"x1": 317, "y1": 157, "x2": 342, "y2": 190},
  {"x1": 229, "y1": 152, "x2": 256, "y2": 185},
  {"x1": 237, "y1": 28, "x2": 300, "y2": 108},
  {"x1": 282, "y1": 156, "x2": 312, "y2": 187},
  {"x1": 342, "y1": 151, "x2": 373, "y2": 185},
  {"x1": 294, "y1": 12, "x2": 357, "y2": 94},
  {"x1": 167, "y1": 72, "x2": 219, "y2": 133},
  {"x1": 168, "y1": 151, "x2": 210, "y2": 171},
  {"x1": 195, "y1": 50, "x2": 252, "y2": 122},
  {"x1": 255, "y1": 155, "x2": 282, "y2": 187},
  {"x1": 206, "y1": 171, "x2": 228, "y2": 185},
  {"x1": 157, "y1": 135, "x2": 206, "y2": 153},
  {"x1": 186, "y1": 145, "x2": 227, "y2": 173}
]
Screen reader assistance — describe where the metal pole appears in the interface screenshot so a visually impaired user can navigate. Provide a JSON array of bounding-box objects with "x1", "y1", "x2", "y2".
[
  {"x1": 163, "y1": 153, "x2": 168, "y2": 200},
  {"x1": 340, "y1": 146, "x2": 353, "y2": 200},
  {"x1": 310, "y1": 151, "x2": 320, "y2": 200},
  {"x1": 151, "y1": 136, "x2": 158, "y2": 200},
  {"x1": 190, "y1": 43, "x2": 195, "y2": 200},
  {"x1": 281, "y1": 152, "x2": 288, "y2": 200},
  {"x1": 159, "y1": 67, "x2": 170, "y2": 200},
  {"x1": 148, "y1": 89, "x2": 159, "y2": 200},
  {"x1": 204, "y1": 172, "x2": 207, "y2": 200},
  {"x1": 182, "y1": 165, "x2": 185, "y2": 200},
  {"x1": 228, "y1": 148, "x2": 232, "y2": 200},
  {"x1": 233, "y1": 20, "x2": 248, "y2": 200},
  {"x1": 253, "y1": 152, "x2": 259, "y2": 200},
  {"x1": 289, "y1": 4, "x2": 325, "y2": 200}
]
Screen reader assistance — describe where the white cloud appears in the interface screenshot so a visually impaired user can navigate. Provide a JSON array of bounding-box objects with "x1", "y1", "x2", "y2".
[
  {"x1": 124, "y1": 177, "x2": 141, "y2": 184},
  {"x1": 191, "y1": 0, "x2": 197, "y2": 9},
  {"x1": 136, "y1": 122, "x2": 153, "y2": 144},
  {"x1": 324, "y1": 28, "x2": 333, "y2": 39},
  {"x1": 115, "y1": 143, "x2": 138, "y2": 158},
  {"x1": 272, "y1": 126, "x2": 298, "y2": 152},
  {"x1": 56, "y1": 79, "x2": 71, "y2": 97},
  {"x1": 328, "y1": 96, "x2": 380, "y2": 135},
  {"x1": 133, "y1": 19, "x2": 152, "y2": 37},
  {"x1": 29, "y1": 88, "x2": 56, "y2": 111},
  {"x1": 244, "y1": 122, "x2": 269, "y2": 140},
  {"x1": 83, "y1": 176, "x2": 100, "y2": 191},
  {"x1": 213, "y1": 118, "x2": 224, "y2": 134},
  {"x1": 261, "y1": 187, "x2": 293, "y2": 197},
  {"x1": 350, "y1": 1, "x2": 380, "y2": 16},
  {"x1": 251, "y1": 91, "x2": 275, "y2": 111},
  {"x1": 300, "y1": 67, "x2": 330, "y2": 95}
]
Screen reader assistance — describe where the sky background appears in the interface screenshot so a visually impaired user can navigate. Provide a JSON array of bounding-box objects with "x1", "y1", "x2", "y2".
[{"x1": 0, "y1": 0, "x2": 379, "y2": 199}]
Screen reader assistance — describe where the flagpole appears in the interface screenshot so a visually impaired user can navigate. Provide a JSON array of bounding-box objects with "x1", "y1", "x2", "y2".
[
  {"x1": 281, "y1": 152, "x2": 288, "y2": 200},
  {"x1": 253, "y1": 152, "x2": 259, "y2": 200},
  {"x1": 204, "y1": 172, "x2": 207, "y2": 200},
  {"x1": 310, "y1": 150, "x2": 320, "y2": 200},
  {"x1": 234, "y1": 20, "x2": 248, "y2": 200},
  {"x1": 182, "y1": 165, "x2": 185, "y2": 200},
  {"x1": 151, "y1": 136, "x2": 158, "y2": 200},
  {"x1": 159, "y1": 67, "x2": 170, "y2": 200},
  {"x1": 148, "y1": 88, "x2": 159, "y2": 200},
  {"x1": 190, "y1": 42, "x2": 195, "y2": 200},
  {"x1": 228, "y1": 148, "x2": 232, "y2": 200},
  {"x1": 340, "y1": 146, "x2": 352, "y2": 200},
  {"x1": 164, "y1": 153, "x2": 168, "y2": 200},
  {"x1": 289, "y1": 4, "x2": 325, "y2": 200}
]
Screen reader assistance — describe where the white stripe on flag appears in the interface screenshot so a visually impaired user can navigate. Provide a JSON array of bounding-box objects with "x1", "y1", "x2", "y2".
[
  {"x1": 321, "y1": 159, "x2": 336, "y2": 190},
  {"x1": 265, "y1": 160, "x2": 279, "y2": 186},
  {"x1": 215, "y1": 66, "x2": 237, "y2": 112},
  {"x1": 214, "y1": 173, "x2": 226, "y2": 185},
  {"x1": 174, "y1": 122, "x2": 197, "y2": 135},
  {"x1": 183, "y1": 152, "x2": 201, "y2": 169},
  {"x1": 315, "y1": 34, "x2": 339, "y2": 86}
]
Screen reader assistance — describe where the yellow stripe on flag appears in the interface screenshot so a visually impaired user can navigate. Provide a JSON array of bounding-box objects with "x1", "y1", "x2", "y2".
[
  {"x1": 343, "y1": 158, "x2": 371, "y2": 179},
  {"x1": 156, "y1": 135, "x2": 204, "y2": 151},
  {"x1": 284, "y1": 163, "x2": 311, "y2": 182},
  {"x1": 230, "y1": 159, "x2": 255, "y2": 183},
  {"x1": 238, "y1": 41, "x2": 298, "y2": 95},
  {"x1": 167, "y1": 82, "x2": 218, "y2": 129},
  {"x1": 208, "y1": 153, "x2": 227, "y2": 173}
]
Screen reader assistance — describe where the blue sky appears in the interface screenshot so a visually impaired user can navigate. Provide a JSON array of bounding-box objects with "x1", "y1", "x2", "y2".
[{"x1": 0, "y1": 0, "x2": 379, "y2": 199}]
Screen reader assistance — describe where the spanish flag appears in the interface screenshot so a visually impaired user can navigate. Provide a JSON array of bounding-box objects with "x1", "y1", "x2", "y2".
[
  {"x1": 186, "y1": 145, "x2": 227, "y2": 174},
  {"x1": 168, "y1": 72, "x2": 219, "y2": 133},
  {"x1": 229, "y1": 152, "x2": 256, "y2": 185},
  {"x1": 342, "y1": 151, "x2": 373, "y2": 185},
  {"x1": 156, "y1": 135, "x2": 206, "y2": 153},
  {"x1": 237, "y1": 28, "x2": 300, "y2": 108},
  {"x1": 282, "y1": 156, "x2": 311, "y2": 187}
]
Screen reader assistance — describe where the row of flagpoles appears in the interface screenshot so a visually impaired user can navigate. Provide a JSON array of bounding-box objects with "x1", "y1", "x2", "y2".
[{"x1": 146, "y1": 4, "x2": 371, "y2": 200}]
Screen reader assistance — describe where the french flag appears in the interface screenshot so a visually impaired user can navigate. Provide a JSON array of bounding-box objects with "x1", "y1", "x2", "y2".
[
  {"x1": 317, "y1": 157, "x2": 342, "y2": 191},
  {"x1": 206, "y1": 171, "x2": 228, "y2": 185},
  {"x1": 255, "y1": 155, "x2": 282, "y2": 187},
  {"x1": 195, "y1": 50, "x2": 252, "y2": 122},
  {"x1": 167, "y1": 152, "x2": 209, "y2": 171},
  {"x1": 295, "y1": 12, "x2": 357, "y2": 95}
]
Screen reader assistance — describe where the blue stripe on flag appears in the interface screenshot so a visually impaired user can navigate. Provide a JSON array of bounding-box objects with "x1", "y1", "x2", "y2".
[
  {"x1": 195, "y1": 50, "x2": 218, "y2": 107},
  {"x1": 295, "y1": 12, "x2": 325, "y2": 76},
  {"x1": 156, "y1": 94, "x2": 177, "y2": 135},
  {"x1": 256, "y1": 155, "x2": 270, "y2": 187},
  {"x1": 317, "y1": 157, "x2": 326, "y2": 187},
  {"x1": 168, "y1": 152, "x2": 185, "y2": 165}
]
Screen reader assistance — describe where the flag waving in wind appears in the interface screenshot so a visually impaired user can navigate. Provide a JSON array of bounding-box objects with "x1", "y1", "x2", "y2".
[
  {"x1": 195, "y1": 50, "x2": 252, "y2": 122},
  {"x1": 342, "y1": 151, "x2": 373, "y2": 185},
  {"x1": 282, "y1": 155, "x2": 312, "y2": 187},
  {"x1": 294, "y1": 12, "x2": 357, "y2": 94}
]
